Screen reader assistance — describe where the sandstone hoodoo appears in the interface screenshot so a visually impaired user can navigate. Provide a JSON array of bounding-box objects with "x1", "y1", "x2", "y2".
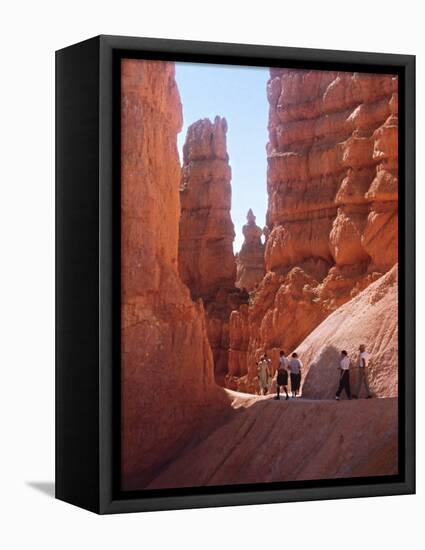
[
  {"x1": 178, "y1": 116, "x2": 244, "y2": 384},
  {"x1": 179, "y1": 116, "x2": 236, "y2": 297},
  {"x1": 235, "y1": 209, "x2": 265, "y2": 291},
  {"x1": 227, "y1": 69, "x2": 399, "y2": 392},
  {"x1": 121, "y1": 61, "x2": 228, "y2": 490}
]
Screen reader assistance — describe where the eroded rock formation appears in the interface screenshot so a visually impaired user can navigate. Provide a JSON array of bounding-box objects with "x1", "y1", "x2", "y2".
[
  {"x1": 227, "y1": 69, "x2": 398, "y2": 391},
  {"x1": 235, "y1": 209, "x2": 265, "y2": 291},
  {"x1": 121, "y1": 60, "x2": 228, "y2": 490},
  {"x1": 266, "y1": 69, "x2": 398, "y2": 283},
  {"x1": 178, "y1": 117, "x2": 244, "y2": 384}
]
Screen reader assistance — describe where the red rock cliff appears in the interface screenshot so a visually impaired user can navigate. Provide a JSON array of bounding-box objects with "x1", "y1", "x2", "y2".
[
  {"x1": 121, "y1": 60, "x2": 227, "y2": 490},
  {"x1": 227, "y1": 69, "x2": 398, "y2": 392},
  {"x1": 178, "y1": 117, "x2": 244, "y2": 384}
]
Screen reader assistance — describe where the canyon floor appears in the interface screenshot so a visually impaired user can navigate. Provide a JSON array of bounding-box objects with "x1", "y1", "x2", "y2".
[{"x1": 147, "y1": 390, "x2": 398, "y2": 489}]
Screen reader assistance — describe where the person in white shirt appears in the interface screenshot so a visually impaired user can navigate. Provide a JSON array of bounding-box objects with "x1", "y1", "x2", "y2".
[
  {"x1": 353, "y1": 344, "x2": 372, "y2": 398},
  {"x1": 335, "y1": 350, "x2": 351, "y2": 400},
  {"x1": 274, "y1": 350, "x2": 289, "y2": 400},
  {"x1": 288, "y1": 352, "x2": 303, "y2": 397}
]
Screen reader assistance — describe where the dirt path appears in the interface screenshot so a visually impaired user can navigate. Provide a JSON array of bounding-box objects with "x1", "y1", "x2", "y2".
[{"x1": 147, "y1": 392, "x2": 398, "y2": 489}]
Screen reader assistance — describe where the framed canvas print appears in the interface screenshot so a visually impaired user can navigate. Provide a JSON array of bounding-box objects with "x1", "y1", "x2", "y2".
[{"x1": 56, "y1": 35, "x2": 415, "y2": 514}]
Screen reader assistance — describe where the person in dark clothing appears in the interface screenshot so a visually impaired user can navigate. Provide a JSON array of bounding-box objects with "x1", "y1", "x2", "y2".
[
  {"x1": 274, "y1": 350, "x2": 289, "y2": 400},
  {"x1": 335, "y1": 350, "x2": 352, "y2": 400},
  {"x1": 289, "y1": 352, "x2": 302, "y2": 397}
]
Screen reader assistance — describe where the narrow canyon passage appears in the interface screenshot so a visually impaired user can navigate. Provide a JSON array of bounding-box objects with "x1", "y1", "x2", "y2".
[
  {"x1": 176, "y1": 67, "x2": 398, "y2": 398},
  {"x1": 121, "y1": 58, "x2": 399, "y2": 491}
]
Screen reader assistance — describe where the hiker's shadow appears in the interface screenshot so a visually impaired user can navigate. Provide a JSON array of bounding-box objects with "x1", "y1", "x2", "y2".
[{"x1": 302, "y1": 345, "x2": 341, "y2": 399}]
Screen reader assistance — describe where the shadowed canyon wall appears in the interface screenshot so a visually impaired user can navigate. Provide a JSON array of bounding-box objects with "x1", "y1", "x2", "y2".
[
  {"x1": 227, "y1": 69, "x2": 398, "y2": 392},
  {"x1": 121, "y1": 61, "x2": 228, "y2": 490},
  {"x1": 179, "y1": 117, "x2": 245, "y2": 384}
]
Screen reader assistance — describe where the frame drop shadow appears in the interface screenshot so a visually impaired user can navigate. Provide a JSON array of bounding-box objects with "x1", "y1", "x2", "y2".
[{"x1": 26, "y1": 481, "x2": 55, "y2": 498}]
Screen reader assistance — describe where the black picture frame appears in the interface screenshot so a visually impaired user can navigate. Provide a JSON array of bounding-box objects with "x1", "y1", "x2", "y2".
[{"x1": 56, "y1": 34, "x2": 415, "y2": 514}]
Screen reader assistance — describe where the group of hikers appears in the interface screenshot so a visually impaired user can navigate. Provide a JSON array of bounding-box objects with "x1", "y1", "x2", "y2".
[
  {"x1": 256, "y1": 344, "x2": 372, "y2": 401},
  {"x1": 257, "y1": 351, "x2": 302, "y2": 399}
]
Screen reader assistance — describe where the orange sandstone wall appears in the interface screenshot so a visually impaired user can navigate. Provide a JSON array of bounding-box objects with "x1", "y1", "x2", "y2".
[
  {"x1": 227, "y1": 69, "x2": 398, "y2": 392},
  {"x1": 121, "y1": 60, "x2": 226, "y2": 490},
  {"x1": 266, "y1": 69, "x2": 398, "y2": 276}
]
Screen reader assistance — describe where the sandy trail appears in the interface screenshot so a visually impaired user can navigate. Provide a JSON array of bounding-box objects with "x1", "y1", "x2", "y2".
[
  {"x1": 147, "y1": 389, "x2": 398, "y2": 489},
  {"x1": 227, "y1": 390, "x2": 354, "y2": 405}
]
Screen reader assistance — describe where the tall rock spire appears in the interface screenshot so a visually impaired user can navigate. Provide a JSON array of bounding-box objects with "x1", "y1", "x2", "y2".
[
  {"x1": 235, "y1": 209, "x2": 265, "y2": 291},
  {"x1": 179, "y1": 116, "x2": 236, "y2": 298},
  {"x1": 178, "y1": 116, "x2": 242, "y2": 384}
]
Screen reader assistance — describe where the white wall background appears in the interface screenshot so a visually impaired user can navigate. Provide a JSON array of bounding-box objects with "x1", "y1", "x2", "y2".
[{"x1": 0, "y1": 1, "x2": 422, "y2": 548}]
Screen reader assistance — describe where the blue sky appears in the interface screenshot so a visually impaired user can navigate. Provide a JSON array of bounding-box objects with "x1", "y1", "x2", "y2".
[{"x1": 175, "y1": 62, "x2": 269, "y2": 252}]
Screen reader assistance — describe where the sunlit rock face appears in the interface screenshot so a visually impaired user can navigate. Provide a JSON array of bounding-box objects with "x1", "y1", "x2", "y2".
[
  {"x1": 235, "y1": 209, "x2": 265, "y2": 292},
  {"x1": 299, "y1": 265, "x2": 398, "y2": 399},
  {"x1": 227, "y1": 69, "x2": 398, "y2": 392},
  {"x1": 178, "y1": 117, "x2": 245, "y2": 384},
  {"x1": 121, "y1": 61, "x2": 228, "y2": 490},
  {"x1": 266, "y1": 69, "x2": 398, "y2": 276}
]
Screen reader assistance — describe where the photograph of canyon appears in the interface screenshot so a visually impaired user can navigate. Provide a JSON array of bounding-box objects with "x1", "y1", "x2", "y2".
[{"x1": 121, "y1": 58, "x2": 399, "y2": 492}]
